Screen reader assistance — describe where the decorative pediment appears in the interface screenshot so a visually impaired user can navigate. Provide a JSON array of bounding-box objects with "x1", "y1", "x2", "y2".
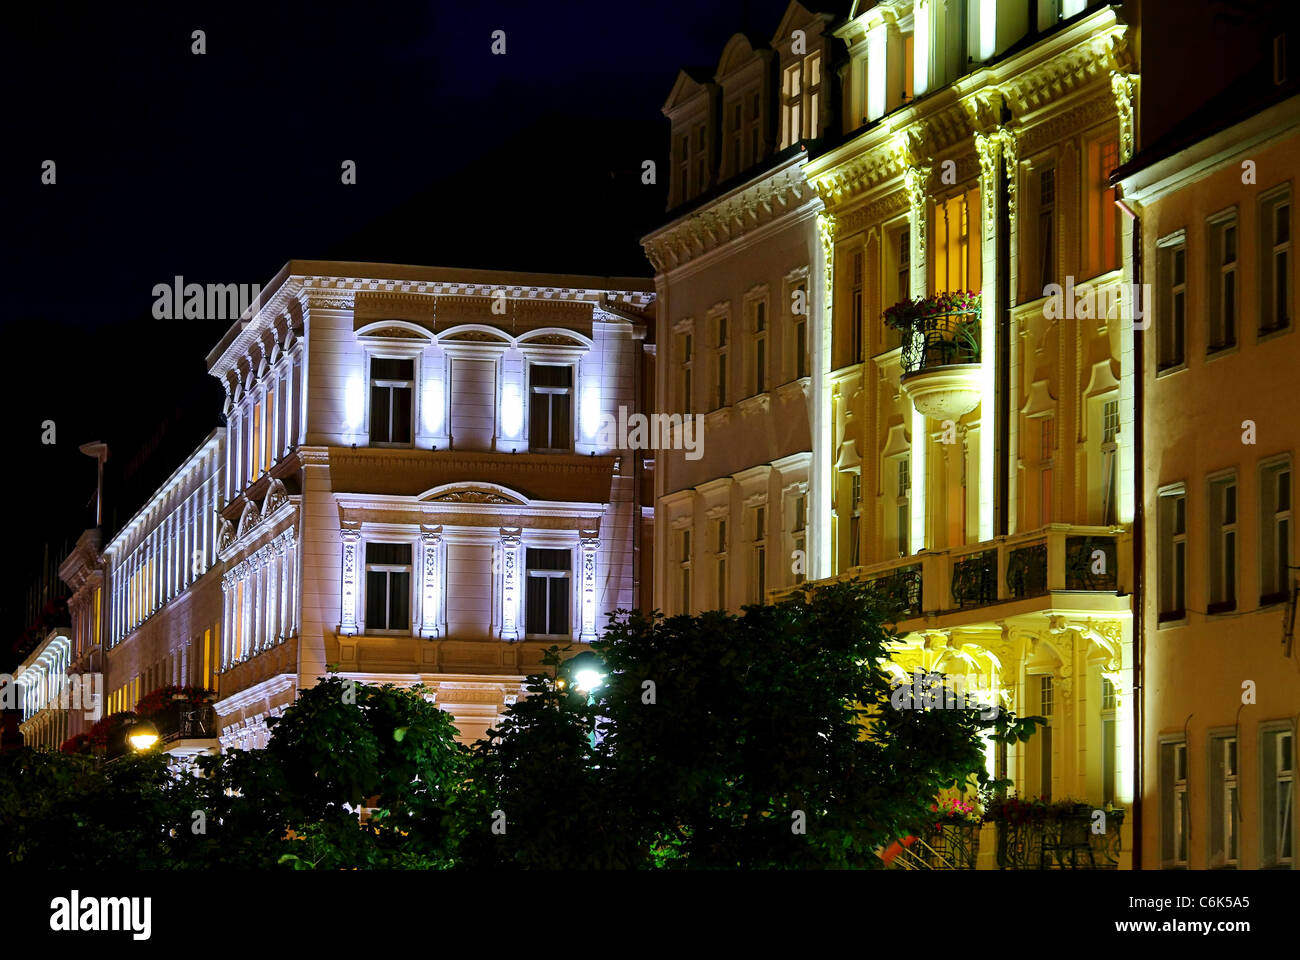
[
  {"x1": 420, "y1": 483, "x2": 527, "y2": 506},
  {"x1": 236, "y1": 500, "x2": 260, "y2": 540},
  {"x1": 262, "y1": 478, "x2": 289, "y2": 518},
  {"x1": 442, "y1": 329, "x2": 509, "y2": 343},
  {"x1": 217, "y1": 515, "x2": 235, "y2": 552}
]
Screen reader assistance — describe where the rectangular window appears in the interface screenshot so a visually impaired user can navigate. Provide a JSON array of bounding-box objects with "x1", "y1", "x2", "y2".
[
  {"x1": 714, "y1": 518, "x2": 728, "y2": 610},
  {"x1": 782, "y1": 63, "x2": 802, "y2": 148},
  {"x1": 731, "y1": 100, "x2": 743, "y2": 173},
  {"x1": 715, "y1": 313, "x2": 729, "y2": 409},
  {"x1": 792, "y1": 493, "x2": 807, "y2": 585},
  {"x1": 850, "y1": 472, "x2": 862, "y2": 567},
  {"x1": 1158, "y1": 240, "x2": 1187, "y2": 370},
  {"x1": 1040, "y1": 415, "x2": 1055, "y2": 527},
  {"x1": 752, "y1": 299, "x2": 767, "y2": 394},
  {"x1": 1208, "y1": 215, "x2": 1238, "y2": 351},
  {"x1": 528, "y1": 364, "x2": 573, "y2": 452},
  {"x1": 897, "y1": 455, "x2": 911, "y2": 556},
  {"x1": 1101, "y1": 399, "x2": 1119, "y2": 526},
  {"x1": 93, "y1": 586, "x2": 101, "y2": 648},
  {"x1": 1262, "y1": 726, "x2": 1295, "y2": 867},
  {"x1": 1038, "y1": 675, "x2": 1054, "y2": 801},
  {"x1": 364, "y1": 542, "x2": 412, "y2": 633},
  {"x1": 525, "y1": 548, "x2": 571, "y2": 637},
  {"x1": 752, "y1": 505, "x2": 767, "y2": 603},
  {"x1": 264, "y1": 388, "x2": 276, "y2": 472},
  {"x1": 251, "y1": 402, "x2": 262, "y2": 480},
  {"x1": 681, "y1": 332, "x2": 694, "y2": 412},
  {"x1": 850, "y1": 250, "x2": 864, "y2": 364},
  {"x1": 234, "y1": 579, "x2": 244, "y2": 660},
  {"x1": 1260, "y1": 188, "x2": 1292, "y2": 334},
  {"x1": 931, "y1": 187, "x2": 981, "y2": 294},
  {"x1": 694, "y1": 123, "x2": 706, "y2": 194},
  {"x1": 1086, "y1": 137, "x2": 1121, "y2": 278},
  {"x1": 1038, "y1": 168, "x2": 1055, "y2": 292},
  {"x1": 679, "y1": 528, "x2": 692, "y2": 614},
  {"x1": 1102, "y1": 677, "x2": 1118, "y2": 806},
  {"x1": 369, "y1": 357, "x2": 415, "y2": 445},
  {"x1": 1208, "y1": 476, "x2": 1238, "y2": 613},
  {"x1": 1158, "y1": 489, "x2": 1188, "y2": 622},
  {"x1": 1209, "y1": 734, "x2": 1240, "y2": 867},
  {"x1": 1260, "y1": 460, "x2": 1293, "y2": 604},
  {"x1": 1161, "y1": 740, "x2": 1190, "y2": 867}
]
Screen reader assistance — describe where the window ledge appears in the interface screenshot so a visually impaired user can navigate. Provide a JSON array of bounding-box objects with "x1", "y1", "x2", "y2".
[
  {"x1": 1156, "y1": 611, "x2": 1188, "y2": 628},
  {"x1": 1257, "y1": 322, "x2": 1294, "y2": 345},
  {"x1": 1205, "y1": 342, "x2": 1239, "y2": 363},
  {"x1": 1155, "y1": 362, "x2": 1188, "y2": 379},
  {"x1": 736, "y1": 393, "x2": 771, "y2": 414}
]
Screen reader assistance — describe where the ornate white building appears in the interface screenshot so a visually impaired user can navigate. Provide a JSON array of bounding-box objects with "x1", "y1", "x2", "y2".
[{"x1": 51, "y1": 261, "x2": 655, "y2": 751}]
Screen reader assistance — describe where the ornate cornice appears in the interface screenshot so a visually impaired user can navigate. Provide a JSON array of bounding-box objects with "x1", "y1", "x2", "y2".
[{"x1": 642, "y1": 157, "x2": 819, "y2": 273}]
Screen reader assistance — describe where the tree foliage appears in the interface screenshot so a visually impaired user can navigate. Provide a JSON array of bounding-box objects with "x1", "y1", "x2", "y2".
[{"x1": 0, "y1": 582, "x2": 1040, "y2": 869}]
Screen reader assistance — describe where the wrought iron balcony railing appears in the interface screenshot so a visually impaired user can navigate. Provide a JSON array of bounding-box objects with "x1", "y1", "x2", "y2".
[
  {"x1": 773, "y1": 524, "x2": 1130, "y2": 619},
  {"x1": 995, "y1": 807, "x2": 1126, "y2": 870},
  {"x1": 900, "y1": 310, "x2": 981, "y2": 376}
]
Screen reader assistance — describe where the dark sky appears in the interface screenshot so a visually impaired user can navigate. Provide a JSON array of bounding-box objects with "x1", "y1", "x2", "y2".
[{"x1": 1, "y1": 0, "x2": 794, "y2": 645}]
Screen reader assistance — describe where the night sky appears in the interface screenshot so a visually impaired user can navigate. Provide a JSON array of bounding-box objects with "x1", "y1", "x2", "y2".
[{"x1": 1, "y1": 0, "x2": 795, "y2": 651}]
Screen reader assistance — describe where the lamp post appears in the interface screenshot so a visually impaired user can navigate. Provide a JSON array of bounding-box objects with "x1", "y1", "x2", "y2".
[
  {"x1": 560, "y1": 651, "x2": 606, "y2": 748},
  {"x1": 127, "y1": 719, "x2": 159, "y2": 752}
]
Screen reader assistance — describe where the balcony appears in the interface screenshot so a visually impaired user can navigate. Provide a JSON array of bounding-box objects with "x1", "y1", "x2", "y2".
[
  {"x1": 778, "y1": 524, "x2": 1129, "y2": 623},
  {"x1": 992, "y1": 806, "x2": 1127, "y2": 870},
  {"x1": 886, "y1": 296, "x2": 981, "y2": 421}
]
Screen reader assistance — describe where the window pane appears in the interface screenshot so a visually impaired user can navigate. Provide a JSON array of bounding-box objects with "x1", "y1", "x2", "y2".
[
  {"x1": 530, "y1": 393, "x2": 550, "y2": 447},
  {"x1": 526, "y1": 577, "x2": 547, "y2": 632},
  {"x1": 532, "y1": 364, "x2": 572, "y2": 389},
  {"x1": 552, "y1": 393, "x2": 572, "y2": 450},
  {"x1": 366, "y1": 571, "x2": 387, "y2": 627},
  {"x1": 367, "y1": 542, "x2": 411, "y2": 566},
  {"x1": 549, "y1": 577, "x2": 570, "y2": 635},
  {"x1": 371, "y1": 357, "x2": 413, "y2": 381},
  {"x1": 390, "y1": 571, "x2": 410, "y2": 630},
  {"x1": 392, "y1": 386, "x2": 412, "y2": 442},
  {"x1": 370, "y1": 385, "x2": 390, "y2": 442}
]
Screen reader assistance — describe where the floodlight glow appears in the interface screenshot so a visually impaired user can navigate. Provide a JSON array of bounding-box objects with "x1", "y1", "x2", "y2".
[
  {"x1": 344, "y1": 374, "x2": 365, "y2": 430},
  {"x1": 502, "y1": 382, "x2": 524, "y2": 438},
  {"x1": 581, "y1": 383, "x2": 601, "y2": 441},
  {"x1": 574, "y1": 669, "x2": 605, "y2": 694}
]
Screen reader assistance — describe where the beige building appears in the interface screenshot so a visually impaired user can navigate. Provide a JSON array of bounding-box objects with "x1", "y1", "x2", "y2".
[
  {"x1": 1117, "y1": 89, "x2": 1300, "y2": 870},
  {"x1": 644, "y1": 2, "x2": 844, "y2": 615}
]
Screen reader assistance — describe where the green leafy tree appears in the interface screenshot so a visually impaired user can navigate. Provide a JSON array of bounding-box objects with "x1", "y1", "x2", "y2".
[{"x1": 463, "y1": 581, "x2": 1039, "y2": 869}]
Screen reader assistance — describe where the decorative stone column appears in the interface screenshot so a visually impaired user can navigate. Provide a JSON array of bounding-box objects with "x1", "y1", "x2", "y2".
[
  {"x1": 499, "y1": 528, "x2": 522, "y2": 641},
  {"x1": 340, "y1": 525, "x2": 361, "y2": 636},
  {"x1": 579, "y1": 533, "x2": 599, "y2": 641},
  {"x1": 420, "y1": 525, "x2": 444, "y2": 639}
]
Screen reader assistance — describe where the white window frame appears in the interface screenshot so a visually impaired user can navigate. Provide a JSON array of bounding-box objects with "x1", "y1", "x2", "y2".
[
  {"x1": 1207, "y1": 210, "x2": 1239, "y2": 352},
  {"x1": 1157, "y1": 231, "x2": 1188, "y2": 372},
  {"x1": 362, "y1": 538, "x2": 415, "y2": 635},
  {"x1": 1158, "y1": 484, "x2": 1188, "y2": 623},
  {"x1": 1260, "y1": 456, "x2": 1294, "y2": 605},
  {"x1": 1260, "y1": 185, "x2": 1292, "y2": 335},
  {"x1": 1207, "y1": 472, "x2": 1238, "y2": 613},
  {"x1": 523, "y1": 545, "x2": 573, "y2": 639}
]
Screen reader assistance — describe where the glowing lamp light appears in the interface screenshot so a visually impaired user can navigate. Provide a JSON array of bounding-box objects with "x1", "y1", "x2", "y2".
[
  {"x1": 574, "y1": 669, "x2": 605, "y2": 694},
  {"x1": 128, "y1": 720, "x2": 160, "y2": 752},
  {"x1": 501, "y1": 382, "x2": 524, "y2": 438},
  {"x1": 565, "y1": 650, "x2": 606, "y2": 696},
  {"x1": 344, "y1": 374, "x2": 365, "y2": 431},
  {"x1": 424, "y1": 380, "x2": 444, "y2": 435}
]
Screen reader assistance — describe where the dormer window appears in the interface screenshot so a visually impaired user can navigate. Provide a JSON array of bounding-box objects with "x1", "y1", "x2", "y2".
[{"x1": 781, "y1": 63, "x2": 802, "y2": 147}]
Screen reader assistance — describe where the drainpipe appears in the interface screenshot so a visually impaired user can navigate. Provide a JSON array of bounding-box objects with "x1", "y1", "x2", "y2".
[{"x1": 1117, "y1": 187, "x2": 1144, "y2": 870}]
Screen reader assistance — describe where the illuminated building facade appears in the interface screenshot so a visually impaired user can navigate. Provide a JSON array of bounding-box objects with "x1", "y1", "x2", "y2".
[
  {"x1": 655, "y1": 0, "x2": 1141, "y2": 866},
  {"x1": 644, "y1": 1, "x2": 844, "y2": 614},
  {"x1": 1116, "y1": 85, "x2": 1300, "y2": 869},
  {"x1": 48, "y1": 262, "x2": 654, "y2": 751}
]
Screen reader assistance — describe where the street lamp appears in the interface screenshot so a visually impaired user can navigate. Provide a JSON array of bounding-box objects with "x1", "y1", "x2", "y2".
[
  {"x1": 127, "y1": 719, "x2": 159, "y2": 752},
  {"x1": 564, "y1": 651, "x2": 606, "y2": 695}
]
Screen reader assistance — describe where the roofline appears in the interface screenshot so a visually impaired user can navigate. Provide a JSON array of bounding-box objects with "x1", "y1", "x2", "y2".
[
  {"x1": 207, "y1": 260, "x2": 656, "y2": 380},
  {"x1": 1114, "y1": 91, "x2": 1300, "y2": 203},
  {"x1": 102, "y1": 427, "x2": 226, "y2": 557}
]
